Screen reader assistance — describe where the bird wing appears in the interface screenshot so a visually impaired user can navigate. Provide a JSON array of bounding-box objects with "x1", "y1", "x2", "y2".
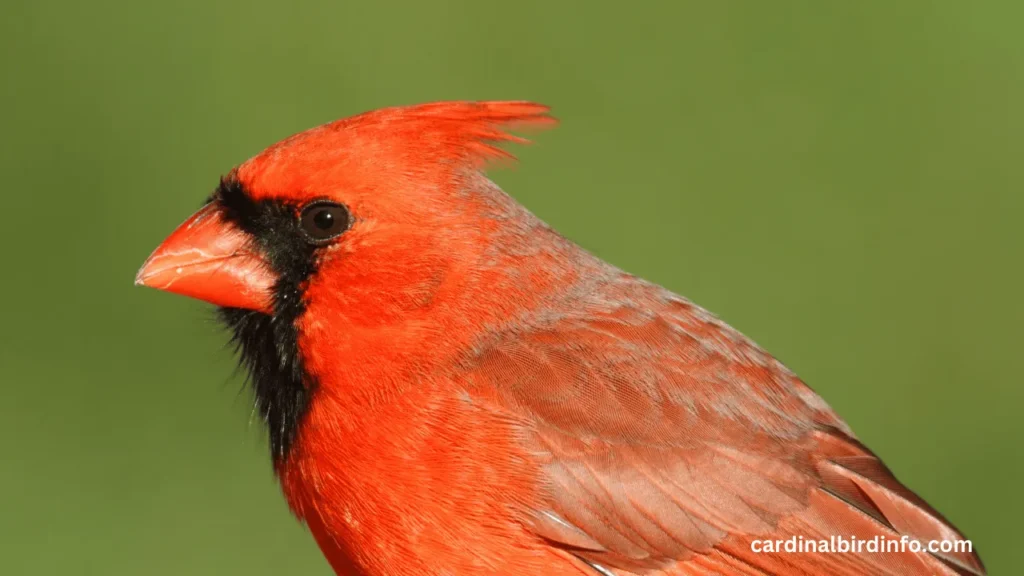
[{"x1": 461, "y1": 278, "x2": 984, "y2": 576}]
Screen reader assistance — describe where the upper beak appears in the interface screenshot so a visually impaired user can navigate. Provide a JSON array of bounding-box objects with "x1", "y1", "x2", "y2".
[{"x1": 135, "y1": 203, "x2": 275, "y2": 313}]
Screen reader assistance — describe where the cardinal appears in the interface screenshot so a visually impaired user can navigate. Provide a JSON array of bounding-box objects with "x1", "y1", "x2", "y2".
[{"x1": 136, "y1": 101, "x2": 984, "y2": 575}]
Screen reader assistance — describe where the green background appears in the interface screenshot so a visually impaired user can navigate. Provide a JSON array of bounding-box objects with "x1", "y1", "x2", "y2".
[{"x1": 2, "y1": 1, "x2": 1019, "y2": 574}]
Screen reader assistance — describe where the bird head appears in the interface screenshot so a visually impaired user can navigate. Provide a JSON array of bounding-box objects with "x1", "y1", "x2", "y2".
[
  {"x1": 136, "y1": 101, "x2": 555, "y2": 314},
  {"x1": 135, "y1": 101, "x2": 556, "y2": 457}
]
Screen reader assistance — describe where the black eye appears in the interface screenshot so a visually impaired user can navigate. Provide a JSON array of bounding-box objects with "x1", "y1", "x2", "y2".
[{"x1": 299, "y1": 202, "x2": 350, "y2": 243}]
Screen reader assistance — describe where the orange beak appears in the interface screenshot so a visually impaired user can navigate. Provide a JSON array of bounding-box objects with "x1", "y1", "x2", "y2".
[{"x1": 135, "y1": 203, "x2": 276, "y2": 313}]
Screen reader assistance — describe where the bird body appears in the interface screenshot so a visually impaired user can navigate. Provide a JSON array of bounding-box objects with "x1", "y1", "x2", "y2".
[{"x1": 137, "y1": 101, "x2": 984, "y2": 575}]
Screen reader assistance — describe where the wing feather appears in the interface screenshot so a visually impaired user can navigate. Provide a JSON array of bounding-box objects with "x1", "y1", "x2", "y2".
[{"x1": 462, "y1": 277, "x2": 984, "y2": 575}]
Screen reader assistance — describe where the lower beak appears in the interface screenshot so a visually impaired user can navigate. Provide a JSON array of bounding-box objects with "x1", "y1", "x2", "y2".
[{"x1": 135, "y1": 203, "x2": 275, "y2": 313}]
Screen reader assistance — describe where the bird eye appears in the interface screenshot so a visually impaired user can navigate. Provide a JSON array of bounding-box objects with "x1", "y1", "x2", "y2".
[{"x1": 299, "y1": 202, "x2": 350, "y2": 243}]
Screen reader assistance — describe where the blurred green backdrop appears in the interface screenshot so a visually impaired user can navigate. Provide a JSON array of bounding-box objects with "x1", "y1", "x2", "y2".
[{"x1": 1, "y1": 1, "x2": 1020, "y2": 574}]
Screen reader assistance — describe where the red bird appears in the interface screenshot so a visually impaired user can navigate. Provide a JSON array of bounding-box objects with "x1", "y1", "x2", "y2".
[{"x1": 136, "y1": 101, "x2": 984, "y2": 576}]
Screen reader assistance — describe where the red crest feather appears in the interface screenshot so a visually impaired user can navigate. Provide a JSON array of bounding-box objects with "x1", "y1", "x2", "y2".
[
  {"x1": 357, "y1": 100, "x2": 557, "y2": 165},
  {"x1": 238, "y1": 101, "x2": 557, "y2": 200}
]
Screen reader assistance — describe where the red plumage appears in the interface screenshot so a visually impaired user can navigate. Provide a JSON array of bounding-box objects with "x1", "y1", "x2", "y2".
[{"x1": 137, "y1": 101, "x2": 984, "y2": 575}]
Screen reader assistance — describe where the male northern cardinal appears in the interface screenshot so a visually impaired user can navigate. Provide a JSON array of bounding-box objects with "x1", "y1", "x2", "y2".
[{"x1": 136, "y1": 101, "x2": 984, "y2": 575}]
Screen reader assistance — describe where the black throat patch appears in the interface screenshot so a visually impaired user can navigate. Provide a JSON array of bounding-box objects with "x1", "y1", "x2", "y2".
[{"x1": 212, "y1": 177, "x2": 319, "y2": 462}]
